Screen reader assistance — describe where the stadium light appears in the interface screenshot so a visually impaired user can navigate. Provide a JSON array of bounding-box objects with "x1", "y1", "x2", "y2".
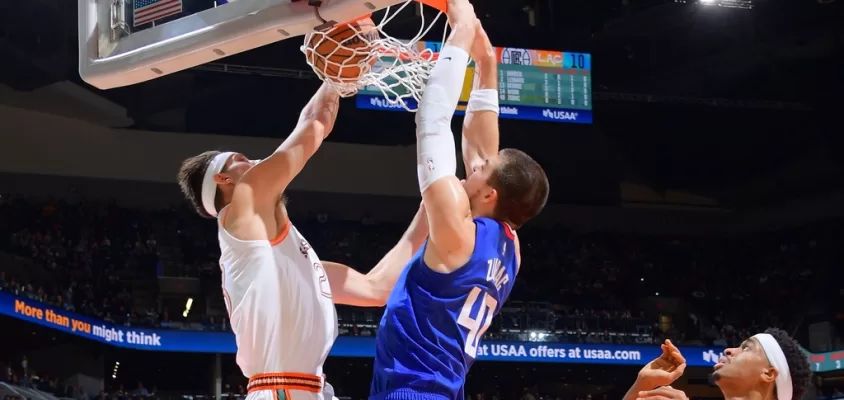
[
  {"x1": 719, "y1": 0, "x2": 754, "y2": 8},
  {"x1": 674, "y1": 0, "x2": 754, "y2": 8},
  {"x1": 183, "y1": 297, "x2": 193, "y2": 318}
]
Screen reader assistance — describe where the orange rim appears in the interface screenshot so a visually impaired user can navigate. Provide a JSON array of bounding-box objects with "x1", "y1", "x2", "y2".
[
  {"x1": 416, "y1": 0, "x2": 447, "y2": 12},
  {"x1": 338, "y1": 0, "x2": 446, "y2": 29},
  {"x1": 331, "y1": 0, "x2": 446, "y2": 30}
]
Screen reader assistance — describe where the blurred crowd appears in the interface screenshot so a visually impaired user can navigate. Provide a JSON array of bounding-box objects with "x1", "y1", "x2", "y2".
[
  {"x1": 1, "y1": 355, "x2": 157, "y2": 400},
  {"x1": 2, "y1": 357, "x2": 87, "y2": 400},
  {"x1": 0, "y1": 194, "x2": 839, "y2": 348}
]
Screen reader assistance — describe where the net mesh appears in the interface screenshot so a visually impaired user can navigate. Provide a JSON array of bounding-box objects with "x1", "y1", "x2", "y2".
[{"x1": 301, "y1": 0, "x2": 449, "y2": 111}]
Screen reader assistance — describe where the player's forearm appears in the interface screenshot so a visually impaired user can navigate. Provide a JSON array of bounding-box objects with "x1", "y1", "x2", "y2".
[
  {"x1": 325, "y1": 207, "x2": 428, "y2": 307},
  {"x1": 241, "y1": 83, "x2": 339, "y2": 205},
  {"x1": 323, "y1": 243, "x2": 417, "y2": 308},
  {"x1": 297, "y1": 82, "x2": 341, "y2": 137},
  {"x1": 444, "y1": 7, "x2": 477, "y2": 53},
  {"x1": 364, "y1": 205, "x2": 429, "y2": 298},
  {"x1": 268, "y1": 82, "x2": 339, "y2": 177},
  {"x1": 323, "y1": 261, "x2": 383, "y2": 307},
  {"x1": 474, "y1": 51, "x2": 498, "y2": 90},
  {"x1": 461, "y1": 53, "x2": 500, "y2": 175},
  {"x1": 415, "y1": 35, "x2": 474, "y2": 192},
  {"x1": 621, "y1": 379, "x2": 653, "y2": 400}
]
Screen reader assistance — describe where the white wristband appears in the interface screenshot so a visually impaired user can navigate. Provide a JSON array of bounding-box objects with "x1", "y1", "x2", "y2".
[{"x1": 466, "y1": 89, "x2": 499, "y2": 114}]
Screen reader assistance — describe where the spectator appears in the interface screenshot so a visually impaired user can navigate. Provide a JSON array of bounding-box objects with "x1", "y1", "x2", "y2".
[{"x1": 133, "y1": 382, "x2": 149, "y2": 398}]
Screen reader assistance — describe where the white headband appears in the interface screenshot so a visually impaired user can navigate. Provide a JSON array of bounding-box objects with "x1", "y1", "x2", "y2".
[
  {"x1": 753, "y1": 333, "x2": 793, "y2": 400},
  {"x1": 201, "y1": 152, "x2": 235, "y2": 217}
]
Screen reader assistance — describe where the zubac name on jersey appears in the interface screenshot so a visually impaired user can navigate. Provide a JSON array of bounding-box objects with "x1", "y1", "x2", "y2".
[{"x1": 371, "y1": 218, "x2": 519, "y2": 400}]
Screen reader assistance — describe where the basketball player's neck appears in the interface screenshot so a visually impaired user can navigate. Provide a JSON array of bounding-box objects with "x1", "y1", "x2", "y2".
[
  {"x1": 470, "y1": 204, "x2": 495, "y2": 222},
  {"x1": 720, "y1": 385, "x2": 774, "y2": 400}
]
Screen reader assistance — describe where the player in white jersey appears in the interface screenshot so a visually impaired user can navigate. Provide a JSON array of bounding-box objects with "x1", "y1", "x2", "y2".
[{"x1": 177, "y1": 82, "x2": 430, "y2": 400}]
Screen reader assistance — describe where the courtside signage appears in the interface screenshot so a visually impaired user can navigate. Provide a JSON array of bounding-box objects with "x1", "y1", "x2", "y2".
[{"x1": 1, "y1": 292, "x2": 832, "y2": 370}]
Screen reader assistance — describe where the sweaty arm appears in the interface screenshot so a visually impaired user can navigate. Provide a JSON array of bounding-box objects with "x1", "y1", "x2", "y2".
[
  {"x1": 226, "y1": 82, "x2": 340, "y2": 240},
  {"x1": 461, "y1": 26, "x2": 500, "y2": 178},
  {"x1": 323, "y1": 204, "x2": 429, "y2": 307},
  {"x1": 415, "y1": 6, "x2": 478, "y2": 268}
]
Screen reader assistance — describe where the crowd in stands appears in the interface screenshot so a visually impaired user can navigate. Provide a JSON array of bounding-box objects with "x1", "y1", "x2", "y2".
[
  {"x1": 1, "y1": 357, "x2": 157, "y2": 400},
  {"x1": 1, "y1": 357, "x2": 88, "y2": 400},
  {"x1": 0, "y1": 194, "x2": 839, "y2": 349}
]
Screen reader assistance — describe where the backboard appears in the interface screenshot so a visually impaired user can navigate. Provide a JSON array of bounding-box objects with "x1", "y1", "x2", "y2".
[{"x1": 78, "y1": 0, "x2": 408, "y2": 89}]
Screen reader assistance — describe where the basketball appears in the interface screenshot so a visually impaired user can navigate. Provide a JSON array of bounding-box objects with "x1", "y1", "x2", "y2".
[{"x1": 305, "y1": 17, "x2": 379, "y2": 83}]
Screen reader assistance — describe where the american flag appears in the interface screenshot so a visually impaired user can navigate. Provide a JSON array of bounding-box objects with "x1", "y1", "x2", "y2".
[{"x1": 133, "y1": 0, "x2": 182, "y2": 27}]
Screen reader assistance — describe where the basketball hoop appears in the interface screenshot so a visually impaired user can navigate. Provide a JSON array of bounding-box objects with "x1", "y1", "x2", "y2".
[{"x1": 302, "y1": 0, "x2": 451, "y2": 112}]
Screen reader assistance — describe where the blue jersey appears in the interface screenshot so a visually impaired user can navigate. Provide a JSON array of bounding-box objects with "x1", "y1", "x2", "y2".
[{"x1": 370, "y1": 217, "x2": 519, "y2": 400}]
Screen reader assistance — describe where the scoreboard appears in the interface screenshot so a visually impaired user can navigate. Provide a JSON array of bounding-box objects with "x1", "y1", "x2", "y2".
[{"x1": 356, "y1": 41, "x2": 593, "y2": 124}]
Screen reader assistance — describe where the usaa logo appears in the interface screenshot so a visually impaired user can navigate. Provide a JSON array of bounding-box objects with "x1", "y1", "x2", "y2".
[
  {"x1": 542, "y1": 109, "x2": 579, "y2": 121},
  {"x1": 702, "y1": 349, "x2": 724, "y2": 364},
  {"x1": 370, "y1": 97, "x2": 404, "y2": 109}
]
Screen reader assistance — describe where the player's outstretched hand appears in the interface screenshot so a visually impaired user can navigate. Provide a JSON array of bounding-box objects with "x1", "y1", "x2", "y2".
[
  {"x1": 635, "y1": 339, "x2": 687, "y2": 389},
  {"x1": 636, "y1": 386, "x2": 689, "y2": 400}
]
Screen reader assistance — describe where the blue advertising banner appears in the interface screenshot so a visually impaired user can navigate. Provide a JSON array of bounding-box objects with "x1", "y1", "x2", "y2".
[
  {"x1": 356, "y1": 95, "x2": 594, "y2": 125},
  {"x1": 0, "y1": 292, "x2": 831, "y2": 371}
]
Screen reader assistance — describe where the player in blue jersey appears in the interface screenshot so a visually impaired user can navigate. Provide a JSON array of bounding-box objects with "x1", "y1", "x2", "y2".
[{"x1": 369, "y1": 0, "x2": 550, "y2": 399}]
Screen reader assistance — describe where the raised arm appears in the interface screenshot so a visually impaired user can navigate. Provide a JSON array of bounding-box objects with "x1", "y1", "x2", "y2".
[
  {"x1": 324, "y1": 204, "x2": 429, "y2": 307},
  {"x1": 225, "y1": 82, "x2": 340, "y2": 239},
  {"x1": 237, "y1": 82, "x2": 339, "y2": 206},
  {"x1": 414, "y1": 0, "x2": 478, "y2": 267},
  {"x1": 622, "y1": 340, "x2": 687, "y2": 400},
  {"x1": 461, "y1": 26, "x2": 500, "y2": 177}
]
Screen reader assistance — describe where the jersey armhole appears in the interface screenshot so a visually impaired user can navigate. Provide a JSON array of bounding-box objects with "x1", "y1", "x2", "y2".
[
  {"x1": 497, "y1": 220, "x2": 520, "y2": 274},
  {"x1": 219, "y1": 206, "x2": 290, "y2": 246},
  {"x1": 418, "y1": 220, "x2": 484, "y2": 278}
]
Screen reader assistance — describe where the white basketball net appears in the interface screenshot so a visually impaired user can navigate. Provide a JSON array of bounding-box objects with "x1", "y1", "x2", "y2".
[{"x1": 301, "y1": 0, "x2": 449, "y2": 112}]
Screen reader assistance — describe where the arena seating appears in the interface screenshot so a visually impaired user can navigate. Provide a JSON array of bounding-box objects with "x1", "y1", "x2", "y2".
[
  {"x1": 0, "y1": 382, "x2": 67, "y2": 400},
  {"x1": 0, "y1": 194, "x2": 839, "y2": 348}
]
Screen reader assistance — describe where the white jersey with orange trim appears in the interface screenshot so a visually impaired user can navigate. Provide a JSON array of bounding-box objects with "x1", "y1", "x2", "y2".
[{"x1": 217, "y1": 208, "x2": 338, "y2": 399}]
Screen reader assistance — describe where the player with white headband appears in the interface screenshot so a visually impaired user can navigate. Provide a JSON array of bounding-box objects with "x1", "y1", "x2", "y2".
[
  {"x1": 176, "y1": 82, "x2": 429, "y2": 400},
  {"x1": 621, "y1": 329, "x2": 811, "y2": 400}
]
